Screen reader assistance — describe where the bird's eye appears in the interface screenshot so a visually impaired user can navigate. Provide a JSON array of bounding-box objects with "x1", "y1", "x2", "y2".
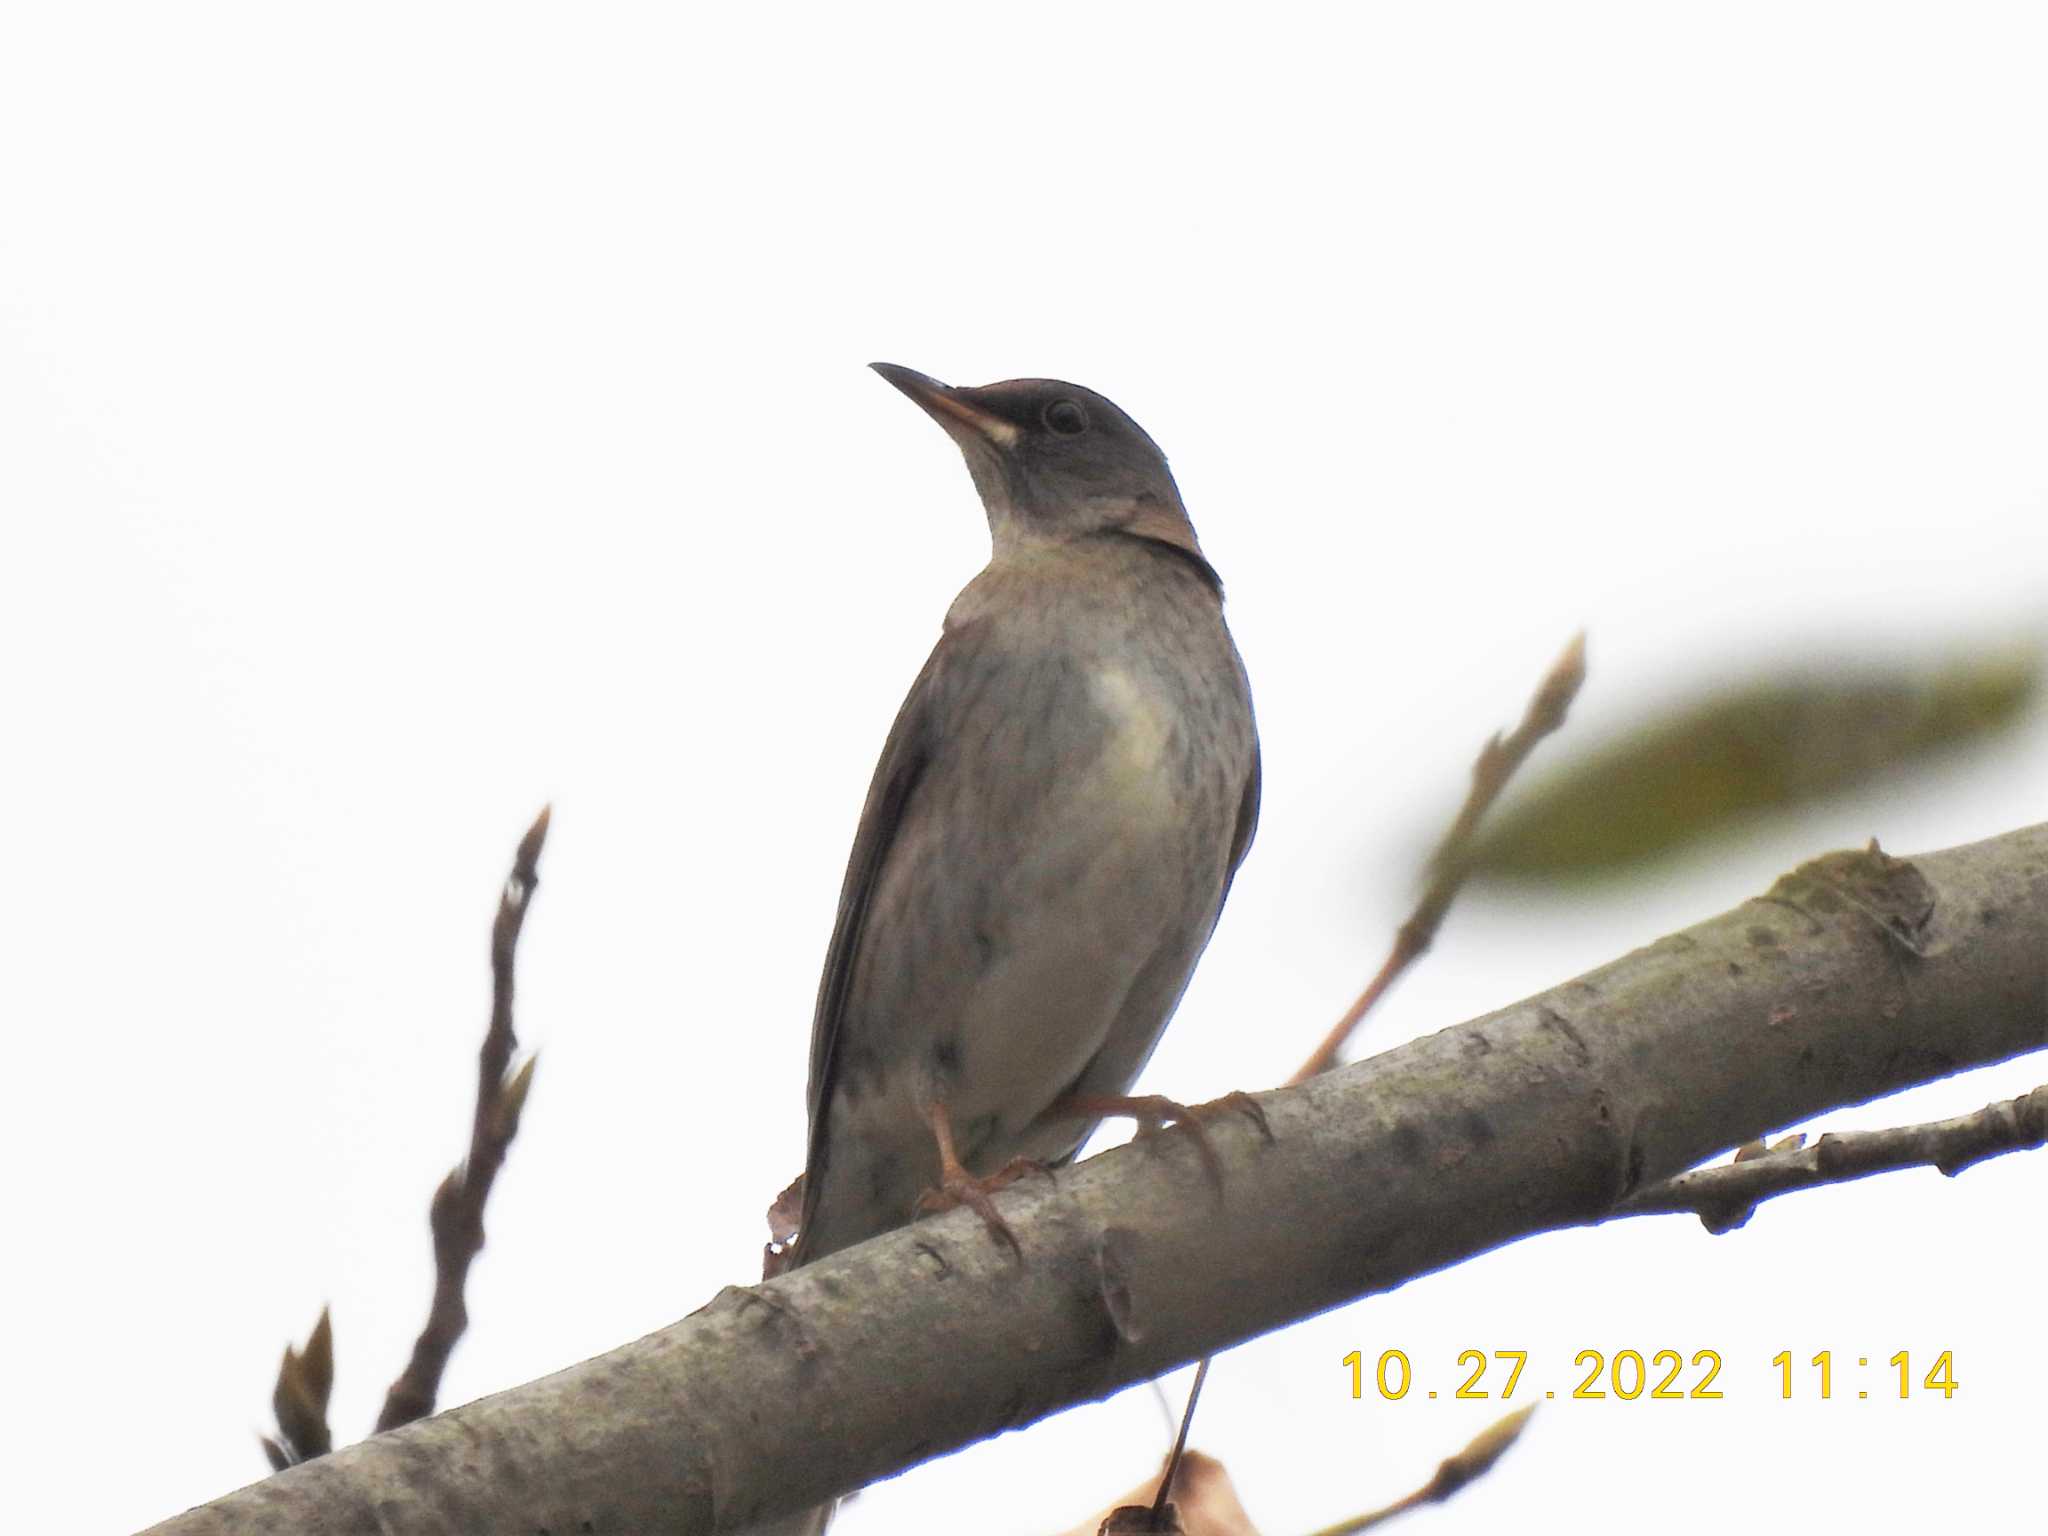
[{"x1": 1043, "y1": 398, "x2": 1088, "y2": 436}]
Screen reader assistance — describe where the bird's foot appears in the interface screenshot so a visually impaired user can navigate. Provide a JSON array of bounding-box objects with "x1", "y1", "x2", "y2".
[
  {"x1": 1056, "y1": 1090, "x2": 1272, "y2": 1191},
  {"x1": 915, "y1": 1157, "x2": 1048, "y2": 1259},
  {"x1": 913, "y1": 1100, "x2": 1047, "y2": 1259}
]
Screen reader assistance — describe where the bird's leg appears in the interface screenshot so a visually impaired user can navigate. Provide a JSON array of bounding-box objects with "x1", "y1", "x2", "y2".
[
  {"x1": 912, "y1": 1100, "x2": 1046, "y2": 1258},
  {"x1": 1052, "y1": 1091, "x2": 1272, "y2": 1191}
]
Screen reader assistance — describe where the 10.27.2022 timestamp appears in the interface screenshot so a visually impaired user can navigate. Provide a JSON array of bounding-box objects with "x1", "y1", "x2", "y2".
[{"x1": 1342, "y1": 1349, "x2": 1960, "y2": 1402}]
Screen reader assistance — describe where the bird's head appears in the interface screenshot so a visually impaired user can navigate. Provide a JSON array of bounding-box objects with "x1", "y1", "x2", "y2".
[{"x1": 871, "y1": 363, "x2": 1201, "y2": 562}]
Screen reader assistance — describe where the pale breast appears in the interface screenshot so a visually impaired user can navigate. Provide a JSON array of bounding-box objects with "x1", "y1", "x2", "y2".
[{"x1": 1080, "y1": 662, "x2": 1183, "y2": 824}]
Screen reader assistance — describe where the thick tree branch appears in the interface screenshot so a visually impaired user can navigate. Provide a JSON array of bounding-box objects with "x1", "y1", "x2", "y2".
[
  {"x1": 1615, "y1": 1081, "x2": 2048, "y2": 1232},
  {"x1": 142, "y1": 824, "x2": 2048, "y2": 1536}
]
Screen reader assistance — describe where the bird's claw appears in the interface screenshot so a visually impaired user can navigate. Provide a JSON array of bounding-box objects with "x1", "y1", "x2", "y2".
[
  {"x1": 1060, "y1": 1090, "x2": 1271, "y2": 1192},
  {"x1": 914, "y1": 1156, "x2": 1046, "y2": 1258},
  {"x1": 1207, "y1": 1089, "x2": 1274, "y2": 1143}
]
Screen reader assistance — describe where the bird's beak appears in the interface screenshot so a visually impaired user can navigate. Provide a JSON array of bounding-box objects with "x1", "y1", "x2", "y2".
[{"x1": 870, "y1": 363, "x2": 1019, "y2": 448}]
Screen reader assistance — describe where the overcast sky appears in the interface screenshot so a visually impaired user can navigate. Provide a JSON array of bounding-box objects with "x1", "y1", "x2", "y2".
[{"x1": 4, "y1": 5, "x2": 2045, "y2": 1533}]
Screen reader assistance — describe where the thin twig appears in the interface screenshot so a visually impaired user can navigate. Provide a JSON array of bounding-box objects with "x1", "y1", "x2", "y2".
[
  {"x1": 1303, "y1": 1405, "x2": 1537, "y2": 1536},
  {"x1": 375, "y1": 805, "x2": 550, "y2": 1432},
  {"x1": 1145, "y1": 1356, "x2": 1211, "y2": 1528},
  {"x1": 1291, "y1": 634, "x2": 1586, "y2": 1084},
  {"x1": 1140, "y1": 637, "x2": 1583, "y2": 1519},
  {"x1": 1114, "y1": 638, "x2": 1583, "y2": 1523},
  {"x1": 1616, "y1": 1083, "x2": 2048, "y2": 1233}
]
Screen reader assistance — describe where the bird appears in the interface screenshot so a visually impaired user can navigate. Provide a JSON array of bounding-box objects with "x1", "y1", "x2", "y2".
[{"x1": 752, "y1": 364, "x2": 1260, "y2": 1532}]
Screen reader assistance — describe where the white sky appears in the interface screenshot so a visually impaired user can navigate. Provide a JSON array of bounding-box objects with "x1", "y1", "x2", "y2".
[{"x1": 4, "y1": 5, "x2": 2045, "y2": 1533}]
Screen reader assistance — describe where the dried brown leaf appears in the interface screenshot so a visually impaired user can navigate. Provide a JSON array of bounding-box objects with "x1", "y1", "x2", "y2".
[
  {"x1": 1065, "y1": 1451, "x2": 1260, "y2": 1536},
  {"x1": 267, "y1": 1308, "x2": 335, "y2": 1466},
  {"x1": 767, "y1": 1173, "x2": 804, "y2": 1249}
]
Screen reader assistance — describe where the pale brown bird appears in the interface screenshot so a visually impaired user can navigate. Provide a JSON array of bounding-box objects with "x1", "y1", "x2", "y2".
[
  {"x1": 794, "y1": 363, "x2": 1260, "y2": 1262},
  {"x1": 754, "y1": 364, "x2": 1259, "y2": 1533}
]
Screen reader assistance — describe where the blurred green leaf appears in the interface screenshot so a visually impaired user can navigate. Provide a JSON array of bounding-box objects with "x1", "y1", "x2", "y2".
[{"x1": 1466, "y1": 647, "x2": 2040, "y2": 879}]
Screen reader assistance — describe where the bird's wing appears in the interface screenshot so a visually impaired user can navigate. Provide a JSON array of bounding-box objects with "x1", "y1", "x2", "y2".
[
  {"x1": 796, "y1": 627, "x2": 965, "y2": 1248},
  {"x1": 1224, "y1": 738, "x2": 1261, "y2": 893},
  {"x1": 1031, "y1": 718, "x2": 1261, "y2": 1171}
]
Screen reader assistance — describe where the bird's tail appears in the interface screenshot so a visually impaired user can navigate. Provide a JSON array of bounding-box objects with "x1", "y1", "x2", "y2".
[{"x1": 740, "y1": 1155, "x2": 896, "y2": 1534}]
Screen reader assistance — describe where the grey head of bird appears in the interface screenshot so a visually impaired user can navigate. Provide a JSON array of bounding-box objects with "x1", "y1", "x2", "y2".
[{"x1": 870, "y1": 362, "x2": 1201, "y2": 562}]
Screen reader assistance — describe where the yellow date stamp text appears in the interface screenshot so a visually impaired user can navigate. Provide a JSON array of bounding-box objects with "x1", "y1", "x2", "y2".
[{"x1": 1340, "y1": 1349, "x2": 1959, "y2": 1402}]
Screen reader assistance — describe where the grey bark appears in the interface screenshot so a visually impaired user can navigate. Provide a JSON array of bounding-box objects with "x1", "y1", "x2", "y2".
[
  {"x1": 141, "y1": 826, "x2": 2048, "y2": 1536},
  {"x1": 1617, "y1": 1081, "x2": 2048, "y2": 1230}
]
